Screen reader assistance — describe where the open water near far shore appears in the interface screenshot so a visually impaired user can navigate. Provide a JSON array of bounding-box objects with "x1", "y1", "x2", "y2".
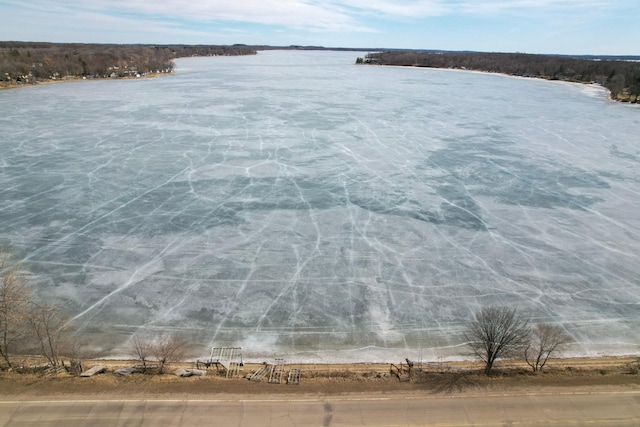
[{"x1": 1, "y1": 50, "x2": 640, "y2": 362}]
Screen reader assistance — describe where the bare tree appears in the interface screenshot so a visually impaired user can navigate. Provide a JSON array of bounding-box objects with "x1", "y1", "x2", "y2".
[
  {"x1": 465, "y1": 306, "x2": 530, "y2": 375},
  {"x1": 0, "y1": 251, "x2": 83, "y2": 372},
  {"x1": 27, "y1": 302, "x2": 71, "y2": 369},
  {"x1": 64, "y1": 335, "x2": 94, "y2": 376},
  {"x1": 130, "y1": 333, "x2": 187, "y2": 374},
  {"x1": 0, "y1": 252, "x2": 32, "y2": 369},
  {"x1": 150, "y1": 334, "x2": 187, "y2": 374},
  {"x1": 525, "y1": 323, "x2": 572, "y2": 373},
  {"x1": 130, "y1": 334, "x2": 153, "y2": 371}
]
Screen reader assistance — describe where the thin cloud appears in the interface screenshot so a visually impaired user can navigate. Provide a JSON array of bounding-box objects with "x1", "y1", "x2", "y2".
[
  {"x1": 7, "y1": 0, "x2": 362, "y2": 32},
  {"x1": 336, "y1": 0, "x2": 450, "y2": 17},
  {"x1": 453, "y1": 0, "x2": 616, "y2": 15},
  {"x1": 330, "y1": 0, "x2": 616, "y2": 19},
  {"x1": 2, "y1": 0, "x2": 629, "y2": 34},
  {"x1": 1, "y1": 0, "x2": 636, "y2": 50}
]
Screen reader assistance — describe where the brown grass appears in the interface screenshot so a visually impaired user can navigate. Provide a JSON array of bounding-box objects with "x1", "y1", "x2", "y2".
[{"x1": 1, "y1": 356, "x2": 638, "y2": 399}]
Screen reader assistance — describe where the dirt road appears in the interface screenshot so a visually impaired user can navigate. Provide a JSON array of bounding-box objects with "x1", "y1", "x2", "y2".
[
  {"x1": 2, "y1": 390, "x2": 639, "y2": 426},
  {"x1": 1, "y1": 357, "x2": 639, "y2": 425}
]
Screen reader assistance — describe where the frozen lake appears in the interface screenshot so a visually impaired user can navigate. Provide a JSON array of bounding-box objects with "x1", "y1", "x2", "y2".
[{"x1": 1, "y1": 50, "x2": 640, "y2": 361}]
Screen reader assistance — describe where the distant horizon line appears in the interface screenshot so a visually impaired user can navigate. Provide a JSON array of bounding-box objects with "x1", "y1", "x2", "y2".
[{"x1": 2, "y1": 40, "x2": 639, "y2": 59}]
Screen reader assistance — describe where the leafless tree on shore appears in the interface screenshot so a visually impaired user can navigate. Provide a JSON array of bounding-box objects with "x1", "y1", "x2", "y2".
[
  {"x1": 27, "y1": 302, "x2": 72, "y2": 369},
  {"x1": 0, "y1": 252, "x2": 32, "y2": 369},
  {"x1": 152, "y1": 334, "x2": 188, "y2": 374},
  {"x1": 525, "y1": 323, "x2": 573, "y2": 373},
  {"x1": 131, "y1": 334, "x2": 154, "y2": 371},
  {"x1": 131, "y1": 333, "x2": 187, "y2": 374},
  {"x1": 465, "y1": 306, "x2": 530, "y2": 375}
]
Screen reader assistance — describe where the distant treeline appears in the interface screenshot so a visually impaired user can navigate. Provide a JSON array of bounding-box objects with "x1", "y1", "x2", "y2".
[
  {"x1": 357, "y1": 51, "x2": 640, "y2": 103},
  {"x1": 0, "y1": 42, "x2": 257, "y2": 84}
]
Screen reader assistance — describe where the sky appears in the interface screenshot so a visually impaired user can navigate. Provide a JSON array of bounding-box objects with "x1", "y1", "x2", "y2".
[{"x1": 1, "y1": 0, "x2": 639, "y2": 55}]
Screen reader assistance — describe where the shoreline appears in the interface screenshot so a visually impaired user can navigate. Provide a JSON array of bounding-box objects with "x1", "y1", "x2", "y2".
[
  {"x1": 98, "y1": 354, "x2": 639, "y2": 370},
  {"x1": 1, "y1": 355, "x2": 638, "y2": 399},
  {"x1": 357, "y1": 50, "x2": 640, "y2": 104},
  {"x1": 1, "y1": 55, "x2": 632, "y2": 108},
  {"x1": 4, "y1": 56, "x2": 637, "y2": 109},
  {"x1": 381, "y1": 62, "x2": 627, "y2": 104},
  {"x1": 0, "y1": 71, "x2": 170, "y2": 91},
  {"x1": 94, "y1": 342, "x2": 640, "y2": 365}
]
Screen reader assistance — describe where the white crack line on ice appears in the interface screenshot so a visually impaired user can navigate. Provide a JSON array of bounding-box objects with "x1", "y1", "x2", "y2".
[
  {"x1": 70, "y1": 239, "x2": 177, "y2": 322},
  {"x1": 23, "y1": 166, "x2": 191, "y2": 263}
]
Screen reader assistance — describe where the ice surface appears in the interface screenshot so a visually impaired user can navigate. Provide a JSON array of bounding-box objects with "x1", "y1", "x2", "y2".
[{"x1": 1, "y1": 51, "x2": 640, "y2": 361}]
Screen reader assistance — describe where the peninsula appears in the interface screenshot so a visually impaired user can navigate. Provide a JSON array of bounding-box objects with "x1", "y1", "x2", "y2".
[
  {"x1": 357, "y1": 50, "x2": 640, "y2": 103},
  {"x1": 0, "y1": 42, "x2": 257, "y2": 87}
]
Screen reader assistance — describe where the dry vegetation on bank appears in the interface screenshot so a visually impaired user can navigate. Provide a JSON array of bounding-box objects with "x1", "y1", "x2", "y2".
[{"x1": 2, "y1": 356, "x2": 639, "y2": 399}]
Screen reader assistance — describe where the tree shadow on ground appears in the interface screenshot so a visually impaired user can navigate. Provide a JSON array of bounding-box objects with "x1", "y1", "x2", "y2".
[{"x1": 414, "y1": 371, "x2": 484, "y2": 394}]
